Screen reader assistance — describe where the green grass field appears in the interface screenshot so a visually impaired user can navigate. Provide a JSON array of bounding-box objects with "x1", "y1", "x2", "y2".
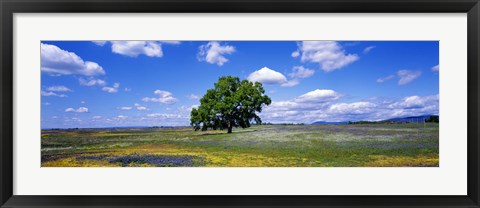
[{"x1": 41, "y1": 124, "x2": 439, "y2": 167}]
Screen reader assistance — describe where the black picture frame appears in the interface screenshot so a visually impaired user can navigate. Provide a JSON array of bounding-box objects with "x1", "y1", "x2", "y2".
[{"x1": 1, "y1": 0, "x2": 479, "y2": 207}]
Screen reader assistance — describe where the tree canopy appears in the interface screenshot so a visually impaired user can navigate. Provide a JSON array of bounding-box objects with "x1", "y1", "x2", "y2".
[{"x1": 190, "y1": 76, "x2": 271, "y2": 133}]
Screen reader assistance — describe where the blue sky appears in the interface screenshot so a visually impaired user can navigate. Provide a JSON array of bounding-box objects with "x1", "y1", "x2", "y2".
[{"x1": 41, "y1": 41, "x2": 439, "y2": 128}]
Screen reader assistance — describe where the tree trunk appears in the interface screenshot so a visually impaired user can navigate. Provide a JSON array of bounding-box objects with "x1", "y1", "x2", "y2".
[{"x1": 227, "y1": 121, "x2": 232, "y2": 133}]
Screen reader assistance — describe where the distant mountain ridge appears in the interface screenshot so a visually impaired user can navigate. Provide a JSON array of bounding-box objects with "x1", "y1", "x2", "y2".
[{"x1": 386, "y1": 115, "x2": 438, "y2": 123}]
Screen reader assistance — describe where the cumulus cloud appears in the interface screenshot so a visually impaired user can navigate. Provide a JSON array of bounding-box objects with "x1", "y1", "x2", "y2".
[
  {"x1": 363, "y1": 46, "x2": 376, "y2": 54},
  {"x1": 260, "y1": 93, "x2": 438, "y2": 124},
  {"x1": 432, "y1": 65, "x2": 439, "y2": 72},
  {"x1": 93, "y1": 41, "x2": 180, "y2": 58},
  {"x1": 329, "y1": 102, "x2": 377, "y2": 115},
  {"x1": 376, "y1": 75, "x2": 395, "y2": 83},
  {"x1": 159, "y1": 41, "x2": 181, "y2": 44},
  {"x1": 291, "y1": 51, "x2": 300, "y2": 58},
  {"x1": 258, "y1": 66, "x2": 315, "y2": 87},
  {"x1": 41, "y1": 43, "x2": 105, "y2": 76},
  {"x1": 92, "y1": 41, "x2": 107, "y2": 46},
  {"x1": 293, "y1": 41, "x2": 359, "y2": 72},
  {"x1": 65, "y1": 107, "x2": 89, "y2": 113},
  {"x1": 198, "y1": 41, "x2": 235, "y2": 66},
  {"x1": 289, "y1": 66, "x2": 315, "y2": 79},
  {"x1": 102, "y1": 83, "x2": 120, "y2": 93},
  {"x1": 178, "y1": 105, "x2": 199, "y2": 112},
  {"x1": 388, "y1": 95, "x2": 438, "y2": 109},
  {"x1": 142, "y1": 90, "x2": 178, "y2": 104},
  {"x1": 118, "y1": 106, "x2": 133, "y2": 110},
  {"x1": 147, "y1": 113, "x2": 185, "y2": 119},
  {"x1": 116, "y1": 115, "x2": 128, "y2": 119},
  {"x1": 136, "y1": 106, "x2": 148, "y2": 111},
  {"x1": 111, "y1": 41, "x2": 163, "y2": 57},
  {"x1": 46, "y1": 85, "x2": 71, "y2": 92},
  {"x1": 79, "y1": 78, "x2": 106, "y2": 86},
  {"x1": 134, "y1": 103, "x2": 149, "y2": 111},
  {"x1": 247, "y1": 67, "x2": 288, "y2": 85},
  {"x1": 295, "y1": 89, "x2": 342, "y2": 103},
  {"x1": 41, "y1": 91, "x2": 67, "y2": 98},
  {"x1": 281, "y1": 79, "x2": 300, "y2": 87},
  {"x1": 397, "y1": 70, "x2": 421, "y2": 85},
  {"x1": 187, "y1": 94, "x2": 200, "y2": 100},
  {"x1": 117, "y1": 104, "x2": 148, "y2": 111},
  {"x1": 258, "y1": 89, "x2": 341, "y2": 123}
]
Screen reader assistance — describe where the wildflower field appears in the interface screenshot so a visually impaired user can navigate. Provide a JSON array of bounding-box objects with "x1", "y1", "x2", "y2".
[{"x1": 41, "y1": 124, "x2": 439, "y2": 167}]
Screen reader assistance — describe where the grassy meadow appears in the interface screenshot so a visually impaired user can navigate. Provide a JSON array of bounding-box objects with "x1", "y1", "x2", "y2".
[{"x1": 41, "y1": 123, "x2": 439, "y2": 167}]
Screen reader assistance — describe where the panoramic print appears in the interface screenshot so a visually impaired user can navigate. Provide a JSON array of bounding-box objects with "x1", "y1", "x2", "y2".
[{"x1": 41, "y1": 41, "x2": 439, "y2": 167}]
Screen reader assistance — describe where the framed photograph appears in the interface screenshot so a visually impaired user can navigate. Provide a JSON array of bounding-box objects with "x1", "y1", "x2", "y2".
[{"x1": 1, "y1": 0, "x2": 479, "y2": 207}]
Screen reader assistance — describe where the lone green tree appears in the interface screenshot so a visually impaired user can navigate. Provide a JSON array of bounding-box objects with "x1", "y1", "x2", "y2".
[{"x1": 190, "y1": 76, "x2": 271, "y2": 133}]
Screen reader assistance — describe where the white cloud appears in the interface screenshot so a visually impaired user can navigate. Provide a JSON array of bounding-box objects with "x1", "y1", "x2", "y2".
[
  {"x1": 41, "y1": 91, "x2": 67, "y2": 98},
  {"x1": 293, "y1": 41, "x2": 359, "y2": 72},
  {"x1": 116, "y1": 115, "x2": 128, "y2": 119},
  {"x1": 43, "y1": 102, "x2": 51, "y2": 106},
  {"x1": 295, "y1": 89, "x2": 341, "y2": 103},
  {"x1": 81, "y1": 101, "x2": 86, "y2": 104},
  {"x1": 329, "y1": 102, "x2": 377, "y2": 115},
  {"x1": 118, "y1": 106, "x2": 133, "y2": 110},
  {"x1": 247, "y1": 67, "x2": 288, "y2": 85},
  {"x1": 92, "y1": 41, "x2": 107, "y2": 46},
  {"x1": 178, "y1": 105, "x2": 199, "y2": 112},
  {"x1": 124, "y1": 88, "x2": 132, "y2": 92},
  {"x1": 160, "y1": 41, "x2": 181, "y2": 44},
  {"x1": 92, "y1": 116, "x2": 102, "y2": 119},
  {"x1": 154, "y1": 90, "x2": 172, "y2": 97},
  {"x1": 198, "y1": 41, "x2": 235, "y2": 66},
  {"x1": 147, "y1": 113, "x2": 185, "y2": 119},
  {"x1": 42, "y1": 85, "x2": 72, "y2": 98},
  {"x1": 46, "y1": 85, "x2": 71, "y2": 92},
  {"x1": 79, "y1": 78, "x2": 107, "y2": 86},
  {"x1": 258, "y1": 66, "x2": 315, "y2": 87},
  {"x1": 397, "y1": 70, "x2": 421, "y2": 85},
  {"x1": 389, "y1": 95, "x2": 438, "y2": 109},
  {"x1": 376, "y1": 75, "x2": 395, "y2": 83},
  {"x1": 94, "y1": 41, "x2": 180, "y2": 57},
  {"x1": 134, "y1": 103, "x2": 149, "y2": 111},
  {"x1": 260, "y1": 93, "x2": 438, "y2": 124},
  {"x1": 259, "y1": 89, "x2": 342, "y2": 123},
  {"x1": 41, "y1": 43, "x2": 105, "y2": 76},
  {"x1": 142, "y1": 90, "x2": 178, "y2": 104},
  {"x1": 432, "y1": 65, "x2": 439, "y2": 72},
  {"x1": 289, "y1": 66, "x2": 315, "y2": 79},
  {"x1": 102, "y1": 83, "x2": 120, "y2": 93},
  {"x1": 281, "y1": 79, "x2": 300, "y2": 87},
  {"x1": 110, "y1": 41, "x2": 163, "y2": 57},
  {"x1": 136, "y1": 106, "x2": 148, "y2": 111},
  {"x1": 187, "y1": 94, "x2": 200, "y2": 100},
  {"x1": 291, "y1": 51, "x2": 300, "y2": 58},
  {"x1": 363, "y1": 46, "x2": 376, "y2": 54},
  {"x1": 65, "y1": 107, "x2": 88, "y2": 113}
]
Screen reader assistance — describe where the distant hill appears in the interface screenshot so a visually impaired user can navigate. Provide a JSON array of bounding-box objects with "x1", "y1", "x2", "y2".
[{"x1": 386, "y1": 115, "x2": 438, "y2": 123}]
